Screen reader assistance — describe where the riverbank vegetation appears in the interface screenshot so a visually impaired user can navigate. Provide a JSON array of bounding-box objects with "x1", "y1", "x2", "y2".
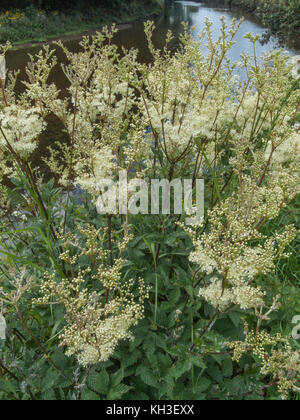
[
  {"x1": 0, "y1": 20, "x2": 299, "y2": 400},
  {"x1": 230, "y1": 0, "x2": 300, "y2": 39},
  {"x1": 0, "y1": 1, "x2": 161, "y2": 45}
]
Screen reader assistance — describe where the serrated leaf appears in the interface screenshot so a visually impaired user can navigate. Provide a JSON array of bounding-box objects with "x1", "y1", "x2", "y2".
[
  {"x1": 88, "y1": 370, "x2": 109, "y2": 395},
  {"x1": 207, "y1": 364, "x2": 223, "y2": 382},
  {"x1": 196, "y1": 377, "x2": 211, "y2": 393},
  {"x1": 174, "y1": 359, "x2": 192, "y2": 380},
  {"x1": 111, "y1": 369, "x2": 124, "y2": 387},
  {"x1": 222, "y1": 358, "x2": 233, "y2": 378},
  {"x1": 81, "y1": 388, "x2": 100, "y2": 401},
  {"x1": 137, "y1": 366, "x2": 158, "y2": 388},
  {"x1": 108, "y1": 383, "x2": 133, "y2": 400}
]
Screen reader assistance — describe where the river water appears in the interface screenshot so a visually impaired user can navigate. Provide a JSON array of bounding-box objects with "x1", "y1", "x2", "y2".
[
  {"x1": 5, "y1": 0, "x2": 299, "y2": 92},
  {"x1": 3, "y1": 0, "x2": 299, "y2": 173}
]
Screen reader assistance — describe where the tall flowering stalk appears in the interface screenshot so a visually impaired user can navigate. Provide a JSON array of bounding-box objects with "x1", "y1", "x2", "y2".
[{"x1": 0, "y1": 21, "x2": 299, "y2": 400}]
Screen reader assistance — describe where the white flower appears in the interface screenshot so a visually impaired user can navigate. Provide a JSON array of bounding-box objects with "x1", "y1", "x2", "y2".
[
  {"x1": 232, "y1": 285, "x2": 265, "y2": 310},
  {"x1": 290, "y1": 55, "x2": 300, "y2": 79},
  {"x1": 266, "y1": 132, "x2": 300, "y2": 167},
  {"x1": 198, "y1": 279, "x2": 233, "y2": 312},
  {"x1": 190, "y1": 245, "x2": 218, "y2": 275},
  {"x1": 0, "y1": 105, "x2": 45, "y2": 157}
]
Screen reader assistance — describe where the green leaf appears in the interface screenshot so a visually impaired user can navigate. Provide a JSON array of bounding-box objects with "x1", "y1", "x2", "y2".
[
  {"x1": 222, "y1": 358, "x2": 233, "y2": 378},
  {"x1": 108, "y1": 384, "x2": 133, "y2": 400},
  {"x1": 196, "y1": 377, "x2": 211, "y2": 393},
  {"x1": 81, "y1": 388, "x2": 100, "y2": 400},
  {"x1": 228, "y1": 312, "x2": 241, "y2": 328},
  {"x1": 137, "y1": 366, "x2": 158, "y2": 388},
  {"x1": 174, "y1": 359, "x2": 192, "y2": 380},
  {"x1": 110, "y1": 369, "x2": 124, "y2": 387},
  {"x1": 88, "y1": 369, "x2": 109, "y2": 395},
  {"x1": 207, "y1": 364, "x2": 223, "y2": 382}
]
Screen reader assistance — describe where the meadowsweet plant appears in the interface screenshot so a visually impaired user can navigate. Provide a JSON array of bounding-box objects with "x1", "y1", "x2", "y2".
[
  {"x1": 34, "y1": 226, "x2": 149, "y2": 367},
  {"x1": 0, "y1": 20, "x2": 299, "y2": 400}
]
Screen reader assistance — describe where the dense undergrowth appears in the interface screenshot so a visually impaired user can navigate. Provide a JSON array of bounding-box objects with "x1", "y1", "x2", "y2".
[
  {"x1": 230, "y1": 0, "x2": 300, "y2": 39},
  {"x1": 0, "y1": 1, "x2": 161, "y2": 45},
  {"x1": 0, "y1": 20, "x2": 299, "y2": 401}
]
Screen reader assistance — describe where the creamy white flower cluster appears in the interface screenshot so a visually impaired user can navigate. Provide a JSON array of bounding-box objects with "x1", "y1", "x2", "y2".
[
  {"x1": 265, "y1": 131, "x2": 300, "y2": 168},
  {"x1": 290, "y1": 55, "x2": 300, "y2": 79},
  {"x1": 74, "y1": 146, "x2": 115, "y2": 196},
  {"x1": 187, "y1": 46, "x2": 299, "y2": 314},
  {"x1": 139, "y1": 19, "x2": 241, "y2": 166},
  {"x1": 190, "y1": 189, "x2": 297, "y2": 312},
  {"x1": 40, "y1": 34, "x2": 151, "y2": 192},
  {"x1": 228, "y1": 325, "x2": 300, "y2": 399},
  {"x1": 0, "y1": 20, "x2": 298, "y2": 383},
  {"x1": 61, "y1": 295, "x2": 145, "y2": 367},
  {"x1": 0, "y1": 105, "x2": 45, "y2": 157},
  {"x1": 35, "y1": 226, "x2": 149, "y2": 367}
]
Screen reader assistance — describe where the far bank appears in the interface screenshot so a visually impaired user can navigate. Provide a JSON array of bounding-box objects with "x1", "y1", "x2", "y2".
[
  {"x1": 203, "y1": 0, "x2": 300, "y2": 41},
  {"x1": 0, "y1": 1, "x2": 162, "y2": 46}
]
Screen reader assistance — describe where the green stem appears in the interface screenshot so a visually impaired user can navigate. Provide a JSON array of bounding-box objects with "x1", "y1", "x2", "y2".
[{"x1": 15, "y1": 304, "x2": 75, "y2": 386}]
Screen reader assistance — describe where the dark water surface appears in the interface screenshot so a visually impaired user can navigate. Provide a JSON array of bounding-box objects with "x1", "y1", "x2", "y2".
[
  {"x1": 6, "y1": 0, "x2": 299, "y2": 92},
  {"x1": 3, "y1": 0, "x2": 299, "y2": 173}
]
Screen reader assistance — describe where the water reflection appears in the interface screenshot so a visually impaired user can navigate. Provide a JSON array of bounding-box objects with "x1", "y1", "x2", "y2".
[
  {"x1": 165, "y1": 1, "x2": 298, "y2": 63},
  {"x1": 3, "y1": 0, "x2": 298, "y2": 173},
  {"x1": 6, "y1": 0, "x2": 298, "y2": 92}
]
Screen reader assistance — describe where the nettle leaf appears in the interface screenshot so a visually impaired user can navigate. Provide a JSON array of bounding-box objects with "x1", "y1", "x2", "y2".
[
  {"x1": 222, "y1": 358, "x2": 233, "y2": 378},
  {"x1": 189, "y1": 354, "x2": 207, "y2": 369},
  {"x1": 174, "y1": 359, "x2": 192, "y2": 380},
  {"x1": 120, "y1": 349, "x2": 140, "y2": 369},
  {"x1": 158, "y1": 380, "x2": 174, "y2": 400},
  {"x1": 87, "y1": 369, "x2": 109, "y2": 395},
  {"x1": 228, "y1": 312, "x2": 242, "y2": 328},
  {"x1": 207, "y1": 364, "x2": 223, "y2": 383},
  {"x1": 81, "y1": 388, "x2": 100, "y2": 401},
  {"x1": 108, "y1": 383, "x2": 133, "y2": 400},
  {"x1": 224, "y1": 375, "x2": 246, "y2": 396},
  {"x1": 42, "y1": 388, "x2": 57, "y2": 401},
  {"x1": 168, "y1": 289, "x2": 181, "y2": 307},
  {"x1": 167, "y1": 344, "x2": 189, "y2": 358},
  {"x1": 244, "y1": 393, "x2": 264, "y2": 401},
  {"x1": 156, "y1": 353, "x2": 172, "y2": 371},
  {"x1": 51, "y1": 349, "x2": 69, "y2": 371},
  {"x1": 41, "y1": 369, "x2": 61, "y2": 391},
  {"x1": 110, "y1": 369, "x2": 125, "y2": 387},
  {"x1": 136, "y1": 365, "x2": 159, "y2": 388},
  {"x1": 0, "y1": 379, "x2": 20, "y2": 399},
  {"x1": 196, "y1": 377, "x2": 212, "y2": 393}
]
